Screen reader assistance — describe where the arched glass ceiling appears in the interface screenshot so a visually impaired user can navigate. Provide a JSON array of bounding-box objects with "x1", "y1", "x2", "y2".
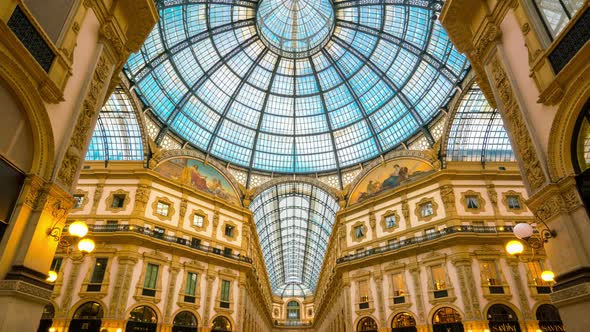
[
  {"x1": 124, "y1": 0, "x2": 469, "y2": 174},
  {"x1": 446, "y1": 84, "x2": 515, "y2": 163},
  {"x1": 86, "y1": 88, "x2": 144, "y2": 161},
  {"x1": 250, "y1": 182, "x2": 339, "y2": 297}
]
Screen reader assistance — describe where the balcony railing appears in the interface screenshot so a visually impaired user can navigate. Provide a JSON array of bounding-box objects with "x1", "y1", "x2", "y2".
[
  {"x1": 87, "y1": 224, "x2": 253, "y2": 263},
  {"x1": 274, "y1": 320, "x2": 312, "y2": 327},
  {"x1": 337, "y1": 225, "x2": 514, "y2": 263}
]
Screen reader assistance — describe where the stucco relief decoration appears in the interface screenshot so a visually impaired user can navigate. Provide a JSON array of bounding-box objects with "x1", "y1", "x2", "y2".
[
  {"x1": 490, "y1": 56, "x2": 546, "y2": 191},
  {"x1": 154, "y1": 158, "x2": 240, "y2": 205},
  {"x1": 349, "y1": 158, "x2": 434, "y2": 204}
]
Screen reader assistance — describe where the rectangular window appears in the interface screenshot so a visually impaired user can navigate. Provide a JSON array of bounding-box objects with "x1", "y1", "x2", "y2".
[
  {"x1": 184, "y1": 272, "x2": 198, "y2": 303},
  {"x1": 73, "y1": 194, "x2": 84, "y2": 208},
  {"x1": 143, "y1": 263, "x2": 159, "y2": 296},
  {"x1": 466, "y1": 196, "x2": 479, "y2": 209},
  {"x1": 528, "y1": 260, "x2": 549, "y2": 285},
  {"x1": 385, "y1": 215, "x2": 397, "y2": 228},
  {"x1": 355, "y1": 225, "x2": 364, "y2": 238},
  {"x1": 156, "y1": 201, "x2": 170, "y2": 216},
  {"x1": 224, "y1": 225, "x2": 235, "y2": 237},
  {"x1": 431, "y1": 265, "x2": 446, "y2": 290},
  {"x1": 50, "y1": 257, "x2": 63, "y2": 273},
  {"x1": 507, "y1": 196, "x2": 521, "y2": 209},
  {"x1": 533, "y1": 0, "x2": 583, "y2": 39},
  {"x1": 220, "y1": 280, "x2": 231, "y2": 308},
  {"x1": 193, "y1": 214, "x2": 204, "y2": 227},
  {"x1": 392, "y1": 273, "x2": 405, "y2": 297},
  {"x1": 421, "y1": 202, "x2": 433, "y2": 217},
  {"x1": 359, "y1": 280, "x2": 369, "y2": 302},
  {"x1": 480, "y1": 260, "x2": 504, "y2": 295},
  {"x1": 111, "y1": 194, "x2": 126, "y2": 208},
  {"x1": 87, "y1": 258, "x2": 108, "y2": 292}
]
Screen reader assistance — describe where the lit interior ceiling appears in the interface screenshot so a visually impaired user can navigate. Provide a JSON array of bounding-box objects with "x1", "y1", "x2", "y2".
[
  {"x1": 124, "y1": 0, "x2": 469, "y2": 174},
  {"x1": 250, "y1": 182, "x2": 339, "y2": 297}
]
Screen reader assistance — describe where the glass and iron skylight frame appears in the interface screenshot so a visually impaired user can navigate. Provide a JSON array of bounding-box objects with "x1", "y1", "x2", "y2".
[
  {"x1": 124, "y1": 0, "x2": 469, "y2": 175},
  {"x1": 86, "y1": 87, "x2": 145, "y2": 161},
  {"x1": 445, "y1": 84, "x2": 515, "y2": 164},
  {"x1": 250, "y1": 182, "x2": 339, "y2": 297}
]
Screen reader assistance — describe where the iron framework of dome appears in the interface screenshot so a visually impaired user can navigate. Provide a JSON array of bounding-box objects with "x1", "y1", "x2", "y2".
[{"x1": 124, "y1": 0, "x2": 469, "y2": 174}]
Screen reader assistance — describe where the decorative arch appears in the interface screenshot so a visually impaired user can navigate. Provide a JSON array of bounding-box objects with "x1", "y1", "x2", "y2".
[
  {"x1": 67, "y1": 299, "x2": 108, "y2": 319},
  {"x1": 250, "y1": 176, "x2": 341, "y2": 203},
  {"x1": 286, "y1": 300, "x2": 301, "y2": 320},
  {"x1": 388, "y1": 310, "x2": 418, "y2": 329},
  {"x1": 0, "y1": 48, "x2": 55, "y2": 179},
  {"x1": 547, "y1": 64, "x2": 590, "y2": 181},
  {"x1": 170, "y1": 308, "x2": 202, "y2": 326},
  {"x1": 354, "y1": 315, "x2": 379, "y2": 332},
  {"x1": 428, "y1": 304, "x2": 464, "y2": 325},
  {"x1": 124, "y1": 303, "x2": 162, "y2": 322},
  {"x1": 210, "y1": 314, "x2": 234, "y2": 331},
  {"x1": 483, "y1": 301, "x2": 525, "y2": 323}
]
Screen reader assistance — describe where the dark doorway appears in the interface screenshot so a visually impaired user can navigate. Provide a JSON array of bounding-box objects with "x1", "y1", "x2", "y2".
[
  {"x1": 211, "y1": 316, "x2": 232, "y2": 332},
  {"x1": 37, "y1": 304, "x2": 55, "y2": 332},
  {"x1": 69, "y1": 302, "x2": 103, "y2": 332},
  {"x1": 536, "y1": 304, "x2": 566, "y2": 332},
  {"x1": 172, "y1": 311, "x2": 198, "y2": 332},
  {"x1": 432, "y1": 307, "x2": 464, "y2": 332},
  {"x1": 487, "y1": 304, "x2": 521, "y2": 332},
  {"x1": 126, "y1": 306, "x2": 158, "y2": 332},
  {"x1": 391, "y1": 312, "x2": 417, "y2": 332},
  {"x1": 357, "y1": 316, "x2": 378, "y2": 332}
]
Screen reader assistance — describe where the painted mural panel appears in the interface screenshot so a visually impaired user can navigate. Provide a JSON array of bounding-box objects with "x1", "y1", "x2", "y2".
[
  {"x1": 155, "y1": 158, "x2": 240, "y2": 205},
  {"x1": 350, "y1": 158, "x2": 434, "y2": 204}
]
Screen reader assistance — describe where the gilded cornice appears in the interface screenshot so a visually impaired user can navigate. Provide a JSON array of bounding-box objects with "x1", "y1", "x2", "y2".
[{"x1": 526, "y1": 177, "x2": 582, "y2": 222}]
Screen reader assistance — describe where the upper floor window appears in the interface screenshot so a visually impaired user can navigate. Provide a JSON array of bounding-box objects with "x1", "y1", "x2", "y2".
[
  {"x1": 355, "y1": 225, "x2": 364, "y2": 239},
  {"x1": 143, "y1": 263, "x2": 159, "y2": 296},
  {"x1": 220, "y1": 279, "x2": 231, "y2": 308},
  {"x1": 156, "y1": 201, "x2": 170, "y2": 216},
  {"x1": 507, "y1": 195, "x2": 522, "y2": 209},
  {"x1": 224, "y1": 225, "x2": 235, "y2": 237},
  {"x1": 391, "y1": 272, "x2": 405, "y2": 297},
  {"x1": 431, "y1": 265, "x2": 446, "y2": 290},
  {"x1": 286, "y1": 301, "x2": 300, "y2": 320},
  {"x1": 111, "y1": 194, "x2": 126, "y2": 208},
  {"x1": 88, "y1": 258, "x2": 108, "y2": 292},
  {"x1": 385, "y1": 214, "x2": 397, "y2": 228},
  {"x1": 73, "y1": 194, "x2": 84, "y2": 209},
  {"x1": 193, "y1": 214, "x2": 204, "y2": 228},
  {"x1": 528, "y1": 260, "x2": 552, "y2": 293},
  {"x1": 184, "y1": 272, "x2": 198, "y2": 303},
  {"x1": 532, "y1": 0, "x2": 584, "y2": 39},
  {"x1": 421, "y1": 202, "x2": 434, "y2": 217},
  {"x1": 50, "y1": 257, "x2": 63, "y2": 273},
  {"x1": 358, "y1": 279, "x2": 369, "y2": 304},
  {"x1": 466, "y1": 195, "x2": 479, "y2": 209}
]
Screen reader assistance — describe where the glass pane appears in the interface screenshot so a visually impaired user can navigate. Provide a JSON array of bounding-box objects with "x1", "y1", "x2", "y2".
[
  {"x1": 144, "y1": 264, "x2": 159, "y2": 289},
  {"x1": 90, "y1": 258, "x2": 108, "y2": 284}
]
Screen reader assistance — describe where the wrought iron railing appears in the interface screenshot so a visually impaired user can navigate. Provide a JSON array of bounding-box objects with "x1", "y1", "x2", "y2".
[
  {"x1": 337, "y1": 225, "x2": 514, "y2": 263},
  {"x1": 87, "y1": 224, "x2": 253, "y2": 263}
]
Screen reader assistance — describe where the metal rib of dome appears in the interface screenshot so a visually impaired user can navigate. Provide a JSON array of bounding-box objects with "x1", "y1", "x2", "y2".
[{"x1": 125, "y1": 0, "x2": 469, "y2": 174}]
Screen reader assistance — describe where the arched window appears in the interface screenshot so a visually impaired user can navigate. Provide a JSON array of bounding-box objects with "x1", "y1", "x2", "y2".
[
  {"x1": 432, "y1": 307, "x2": 463, "y2": 332},
  {"x1": 172, "y1": 311, "x2": 198, "y2": 332},
  {"x1": 286, "y1": 301, "x2": 300, "y2": 320},
  {"x1": 126, "y1": 306, "x2": 158, "y2": 332},
  {"x1": 536, "y1": 304, "x2": 565, "y2": 332},
  {"x1": 573, "y1": 101, "x2": 590, "y2": 213},
  {"x1": 392, "y1": 312, "x2": 417, "y2": 331},
  {"x1": 69, "y1": 302, "x2": 103, "y2": 332},
  {"x1": 357, "y1": 317, "x2": 378, "y2": 332},
  {"x1": 487, "y1": 304, "x2": 521, "y2": 332},
  {"x1": 211, "y1": 316, "x2": 232, "y2": 332},
  {"x1": 37, "y1": 304, "x2": 55, "y2": 332}
]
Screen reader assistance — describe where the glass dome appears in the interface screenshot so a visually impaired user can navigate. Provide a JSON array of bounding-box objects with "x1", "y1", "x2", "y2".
[{"x1": 125, "y1": 0, "x2": 469, "y2": 174}]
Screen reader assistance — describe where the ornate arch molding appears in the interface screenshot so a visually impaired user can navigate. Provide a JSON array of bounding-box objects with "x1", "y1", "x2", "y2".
[
  {"x1": 149, "y1": 149, "x2": 244, "y2": 202},
  {"x1": 388, "y1": 309, "x2": 418, "y2": 328},
  {"x1": 67, "y1": 298, "x2": 109, "y2": 319},
  {"x1": 124, "y1": 302, "x2": 163, "y2": 322},
  {"x1": 439, "y1": 72, "x2": 478, "y2": 162},
  {"x1": 249, "y1": 175, "x2": 341, "y2": 204},
  {"x1": 547, "y1": 64, "x2": 590, "y2": 181},
  {"x1": 428, "y1": 303, "x2": 465, "y2": 325},
  {"x1": 345, "y1": 150, "x2": 436, "y2": 204},
  {"x1": 482, "y1": 301, "x2": 526, "y2": 324},
  {"x1": 0, "y1": 47, "x2": 55, "y2": 179}
]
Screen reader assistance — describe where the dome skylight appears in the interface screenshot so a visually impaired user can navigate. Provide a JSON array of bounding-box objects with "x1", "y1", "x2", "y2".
[{"x1": 125, "y1": 0, "x2": 469, "y2": 174}]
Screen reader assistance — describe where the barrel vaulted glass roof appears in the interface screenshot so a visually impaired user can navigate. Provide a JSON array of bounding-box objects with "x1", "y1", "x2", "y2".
[
  {"x1": 446, "y1": 84, "x2": 515, "y2": 163},
  {"x1": 86, "y1": 88, "x2": 144, "y2": 161},
  {"x1": 250, "y1": 182, "x2": 339, "y2": 297},
  {"x1": 124, "y1": 0, "x2": 469, "y2": 174}
]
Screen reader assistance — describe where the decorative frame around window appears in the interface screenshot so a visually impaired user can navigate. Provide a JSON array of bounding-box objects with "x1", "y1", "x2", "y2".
[
  {"x1": 414, "y1": 197, "x2": 438, "y2": 222},
  {"x1": 477, "y1": 256, "x2": 512, "y2": 300},
  {"x1": 350, "y1": 221, "x2": 367, "y2": 242},
  {"x1": 381, "y1": 210, "x2": 400, "y2": 233},
  {"x1": 72, "y1": 189, "x2": 89, "y2": 211},
  {"x1": 190, "y1": 209, "x2": 209, "y2": 231},
  {"x1": 352, "y1": 271, "x2": 374, "y2": 315},
  {"x1": 151, "y1": 196, "x2": 175, "y2": 221},
  {"x1": 105, "y1": 189, "x2": 130, "y2": 213},
  {"x1": 221, "y1": 220, "x2": 239, "y2": 242},
  {"x1": 79, "y1": 249, "x2": 116, "y2": 300},
  {"x1": 133, "y1": 251, "x2": 168, "y2": 304},
  {"x1": 384, "y1": 263, "x2": 412, "y2": 309},
  {"x1": 421, "y1": 254, "x2": 456, "y2": 305},
  {"x1": 215, "y1": 269, "x2": 237, "y2": 314},
  {"x1": 460, "y1": 190, "x2": 486, "y2": 214},
  {"x1": 177, "y1": 261, "x2": 205, "y2": 309},
  {"x1": 502, "y1": 191, "x2": 526, "y2": 213}
]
